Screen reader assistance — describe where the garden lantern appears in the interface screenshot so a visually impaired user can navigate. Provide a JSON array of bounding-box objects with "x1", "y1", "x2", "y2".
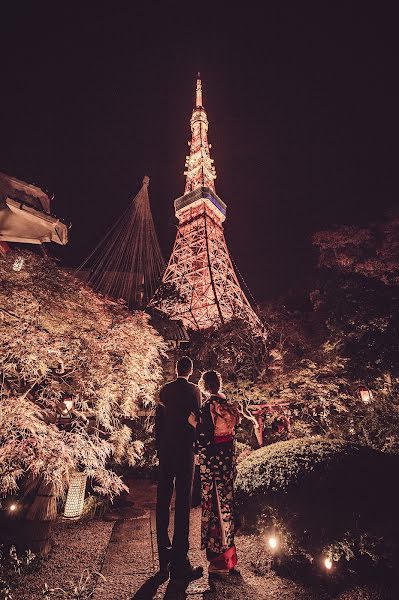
[
  {"x1": 63, "y1": 398, "x2": 73, "y2": 414},
  {"x1": 63, "y1": 472, "x2": 87, "y2": 519},
  {"x1": 58, "y1": 398, "x2": 74, "y2": 422},
  {"x1": 64, "y1": 399, "x2": 73, "y2": 411},
  {"x1": 357, "y1": 386, "x2": 373, "y2": 404}
]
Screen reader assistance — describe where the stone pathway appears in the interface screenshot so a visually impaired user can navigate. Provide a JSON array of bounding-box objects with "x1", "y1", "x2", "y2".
[{"x1": 93, "y1": 480, "x2": 209, "y2": 600}]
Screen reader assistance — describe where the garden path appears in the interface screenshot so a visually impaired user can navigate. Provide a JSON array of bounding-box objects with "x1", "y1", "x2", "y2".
[{"x1": 92, "y1": 479, "x2": 266, "y2": 600}]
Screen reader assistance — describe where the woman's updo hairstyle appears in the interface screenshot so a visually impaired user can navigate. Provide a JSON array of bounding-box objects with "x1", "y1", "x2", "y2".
[{"x1": 199, "y1": 370, "x2": 222, "y2": 395}]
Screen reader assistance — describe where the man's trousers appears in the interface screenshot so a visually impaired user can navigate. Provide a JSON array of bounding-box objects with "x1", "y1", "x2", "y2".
[{"x1": 156, "y1": 450, "x2": 195, "y2": 574}]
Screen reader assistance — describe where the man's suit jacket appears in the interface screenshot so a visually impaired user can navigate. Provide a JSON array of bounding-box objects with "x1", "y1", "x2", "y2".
[{"x1": 155, "y1": 377, "x2": 201, "y2": 458}]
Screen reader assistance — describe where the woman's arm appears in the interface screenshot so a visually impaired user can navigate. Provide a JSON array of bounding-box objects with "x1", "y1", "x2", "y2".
[{"x1": 188, "y1": 411, "x2": 197, "y2": 428}]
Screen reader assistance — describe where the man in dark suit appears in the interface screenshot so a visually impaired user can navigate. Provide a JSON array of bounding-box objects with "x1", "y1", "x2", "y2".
[{"x1": 155, "y1": 356, "x2": 203, "y2": 583}]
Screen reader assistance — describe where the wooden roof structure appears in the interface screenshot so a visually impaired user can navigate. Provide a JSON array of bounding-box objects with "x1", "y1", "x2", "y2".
[{"x1": 0, "y1": 172, "x2": 68, "y2": 246}]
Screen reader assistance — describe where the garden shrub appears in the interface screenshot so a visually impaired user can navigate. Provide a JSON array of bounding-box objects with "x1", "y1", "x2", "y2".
[
  {"x1": 235, "y1": 437, "x2": 399, "y2": 572},
  {"x1": 235, "y1": 441, "x2": 253, "y2": 464}
]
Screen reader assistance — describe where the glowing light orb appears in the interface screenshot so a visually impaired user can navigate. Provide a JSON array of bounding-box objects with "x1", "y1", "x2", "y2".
[
  {"x1": 268, "y1": 536, "x2": 278, "y2": 550},
  {"x1": 9, "y1": 503, "x2": 17, "y2": 512},
  {"x1": 324, "y1": 557, "x2": 332, "y2": 570}
]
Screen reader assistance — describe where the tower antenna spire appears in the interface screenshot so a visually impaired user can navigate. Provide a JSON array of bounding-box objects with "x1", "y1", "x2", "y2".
[
  {"x1": 196, "y1": 72, "x2": 203, "y2": 108},
  {"x1": 184, "y1": 73, "x2": 216, "y2": 193}
]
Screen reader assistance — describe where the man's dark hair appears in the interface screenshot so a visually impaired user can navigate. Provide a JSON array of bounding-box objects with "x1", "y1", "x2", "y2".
[{"x1": 176, "y1": 356, "x2": 193, "y2": 377}]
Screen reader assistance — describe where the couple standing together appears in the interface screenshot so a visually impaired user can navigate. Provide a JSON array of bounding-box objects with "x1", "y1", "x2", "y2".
[{"x1": 155, "y1": 356, "x2": 239, "y2": 585}]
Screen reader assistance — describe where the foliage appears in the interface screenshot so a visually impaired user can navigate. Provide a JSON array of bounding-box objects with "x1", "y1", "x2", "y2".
[
  {"x1": 313, "y1": 216, "x2": 399, "y2": 380},
  {"x1": 0, "y1": 250, "x2": 166, "y2": 500},
  {"x1": 235, "y1": 441, "x2": 252, "y2": 464},
  {"x1": 150, "y1": 282, "x2": 187, "y2": 314},
  {"x1": 304, "y1": 216, "x2": 399, "y2": 449},
  {"x1": 0, "y1": 545, "x2": 37, "y2": 600},
  {"x1": 313, "y1": 216, "x2": 399, "y2": 286},
  {"x1": 188, "y1": 318, "x2": 272, "y2": 383},
  {"x1": 259, "y1": 296, "x2": 317, "y2": 370},
  {"x1": 42, "y1": 569, "x2": 104, "y2": 600},
  {"x1": 125, "y1": 416, "x2": 158, "y2": 478},
  {"x1": 188, "y1": 216, "x2": 399, "y2": 453},
  {"x1": 235, "y1": 437, "x2": 399, "y2": 570},
  {"x1": 80, "y1": 495, "x2": 109, "y2": 520},
  {"x1": 250, "y1": 356, "x2": 399, "y2": 452}
]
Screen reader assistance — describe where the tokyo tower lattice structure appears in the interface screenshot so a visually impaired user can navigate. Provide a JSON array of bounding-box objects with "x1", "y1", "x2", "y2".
[{"x1": 152, "y1": 75, "x2": 259, "y2": 331}]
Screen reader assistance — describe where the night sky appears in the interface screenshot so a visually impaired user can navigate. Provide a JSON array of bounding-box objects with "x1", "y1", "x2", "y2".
[{"x1": 1, "y1": 3, "x2": 398, "y2": 301}]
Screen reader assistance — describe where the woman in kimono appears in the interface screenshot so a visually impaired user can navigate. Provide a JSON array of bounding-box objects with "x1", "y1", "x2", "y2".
[{"x1": 198, "y1": 370, "x2": 239, "y2": 575}]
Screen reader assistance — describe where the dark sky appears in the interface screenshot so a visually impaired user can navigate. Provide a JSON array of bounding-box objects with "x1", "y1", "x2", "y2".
[{"x1": 1, "y1": 3, "x2": 398, "y2": 301}]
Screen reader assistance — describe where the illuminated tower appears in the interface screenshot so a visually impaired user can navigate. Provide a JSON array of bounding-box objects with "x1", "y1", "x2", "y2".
[{"x1": 152, "y1": 75, "x2": 259, "y2": 330}]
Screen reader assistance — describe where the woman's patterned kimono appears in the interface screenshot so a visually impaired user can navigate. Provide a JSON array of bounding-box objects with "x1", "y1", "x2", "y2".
[{"x1": 198, "y1": 395, "x2": 238, "y2": 570}]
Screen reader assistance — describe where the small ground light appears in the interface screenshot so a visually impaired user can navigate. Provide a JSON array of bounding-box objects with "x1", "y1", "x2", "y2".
[
  {"x1": 12, "y1": 257, "x2": 24, "y2": 272},
  {"x1": 324, "y1": 557, "x2": 333, "y2": 570},
  {"x1": 268, "y1": 536, "x2": 278, "y2": 550},
  {"x1": 9, "y1": 503, "x2": 17, "y2": 512}
]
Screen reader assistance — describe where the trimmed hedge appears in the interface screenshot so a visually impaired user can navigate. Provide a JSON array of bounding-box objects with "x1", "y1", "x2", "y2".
[{"x1": 235, "y1": 437, "x2": 399, "y2": 570}]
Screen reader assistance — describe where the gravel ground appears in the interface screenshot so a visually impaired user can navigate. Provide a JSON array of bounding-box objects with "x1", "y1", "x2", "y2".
[
  {"x1": 13, "y1": 518, "x2": 114, "y2": 600},
  {"x1": 10, "y1": 480, "x2": 398, "y2": 600}
]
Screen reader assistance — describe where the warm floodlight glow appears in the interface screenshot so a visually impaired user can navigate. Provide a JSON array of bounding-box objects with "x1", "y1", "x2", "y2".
[
  {"x1": 268, "y1": 536, "x2": 278, "y2": 550},
  {"x1": 9, "y1": 503, "x2": 17, "y2": 512},
  {"x1": 324, "y1": 557, "x2": 332, "y2": 570}
]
